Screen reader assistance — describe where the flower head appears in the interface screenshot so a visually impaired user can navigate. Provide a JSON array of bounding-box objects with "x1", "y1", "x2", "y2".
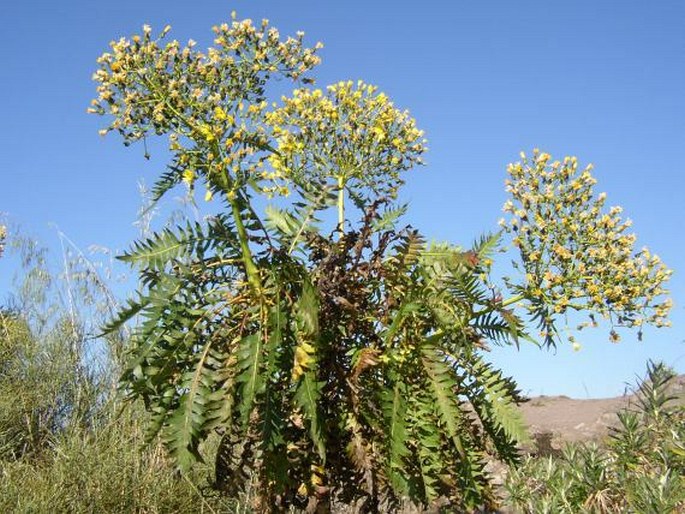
[
  {"x1": 265, "y1": 80, "x2": 426, "y2": 202},
  {"x1": 89, "y1": 17, "x2": 323, "y2": 198},
  {"x1": 501, "y1": 150, "x2": 672, "y2": 342}
]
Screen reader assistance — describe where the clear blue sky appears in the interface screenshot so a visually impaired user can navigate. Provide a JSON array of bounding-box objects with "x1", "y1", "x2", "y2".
[{"x1": 1, "y1": 0, "x2": 683, "y2": 397}]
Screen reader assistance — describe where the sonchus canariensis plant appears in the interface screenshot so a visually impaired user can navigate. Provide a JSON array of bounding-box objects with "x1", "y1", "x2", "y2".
[{"x1": 91, "y1": 15, "x2": 672, "y2": 512}]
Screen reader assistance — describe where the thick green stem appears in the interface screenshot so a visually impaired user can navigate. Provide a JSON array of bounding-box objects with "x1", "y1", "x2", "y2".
[
  {"x1": 500, "y1": 293, "x2": 525, "y2": 309},
  {"x1": 337, "y1": 175, "x2": 345, "y2": 236},
  {"x1": 144, "y1": 76, "x2": 263, "y2": 297},
  {"x1": 473, "y1": 293, "x2": 525, "y2": 318},
  {"x1": 231, "y1": 198, "x2": 262, "y2": 296}
]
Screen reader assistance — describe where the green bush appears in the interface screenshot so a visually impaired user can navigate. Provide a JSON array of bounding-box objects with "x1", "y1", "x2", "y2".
[
  {"x1": 0, "y1": 233, "x2": 231, "y2": 513},
  {"x1": 0, "y1": 408, "x2": 230, "y2": 514},
  {"x1": 504, "y1": 361, "x2": 685, "y2": 514}
]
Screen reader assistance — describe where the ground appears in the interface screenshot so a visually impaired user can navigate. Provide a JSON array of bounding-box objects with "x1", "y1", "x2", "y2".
[{"x1": 519, "y1": 374, "x2": 685, "y2": 451}]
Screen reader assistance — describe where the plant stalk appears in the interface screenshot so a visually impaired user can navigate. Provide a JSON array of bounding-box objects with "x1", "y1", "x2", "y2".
[
  {"x1": 473, "y1": 293, "x2": 525, "y2": 318},
  {"x1": 231, "y1": 198, "x2": 262, "y2": 296},
  {"x1": 337, "y1": 175, "x2": 345, "y2": 236},
  {"x1": 500, "y1": 293, "x2": 525, "y2": 309}
]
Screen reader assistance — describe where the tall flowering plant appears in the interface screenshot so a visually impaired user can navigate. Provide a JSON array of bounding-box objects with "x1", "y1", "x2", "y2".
[{"x1": 93, "y1": 16, "x2": 671, "y2": 513}]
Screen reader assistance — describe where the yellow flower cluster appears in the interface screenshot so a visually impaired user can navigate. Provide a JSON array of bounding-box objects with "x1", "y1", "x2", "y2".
[
  {"x1": 89, "y1": 17, "x2": 322, "y2": 196},
  {"x1": 265, "y1": 80, "x2": 426, "y2": 201},
  {"x1": 501, "y1": 150, "x2": 672, "y2": 339}
]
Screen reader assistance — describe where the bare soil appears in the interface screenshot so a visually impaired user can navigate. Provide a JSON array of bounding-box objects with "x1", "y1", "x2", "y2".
[{"x1": 519, "y1": 374, "x2": 685, "y2": 452}]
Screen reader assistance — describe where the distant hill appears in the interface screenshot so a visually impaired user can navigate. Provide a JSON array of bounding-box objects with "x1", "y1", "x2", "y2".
[{"x1": 519, "y1": 374, "x2": 685, "y2": 450}]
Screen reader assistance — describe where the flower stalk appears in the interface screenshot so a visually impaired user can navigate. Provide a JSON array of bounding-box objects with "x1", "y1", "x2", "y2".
[{"x1": 337, "y1": 175, "x2": 345, "y2": 235}]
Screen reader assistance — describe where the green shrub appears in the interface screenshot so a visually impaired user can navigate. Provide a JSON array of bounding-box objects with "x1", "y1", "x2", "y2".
[
  {"x1": 0, "y1": 407, "x2": 231, "y2": 514},
  {"x1": 0, "y1": 233, "x2": 232, "y2": 513},
  {"x1": 504, "y1": 361, "x2": 685, "y2": 514}
]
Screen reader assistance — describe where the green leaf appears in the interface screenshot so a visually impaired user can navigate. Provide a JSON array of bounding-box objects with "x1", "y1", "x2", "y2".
[
  {"x1": 408, "y1": 386, "x2": 443, "y2": 503},
  {"x1": 164, "y1": 337, "x2": 217, "y2": 471},
  {"x1": 118, "y1": 216, "x2": 239, "y2": 271},
  {"x1": 383, "y1": 301, "x2": 420, "y2": 345},
  {"x1": 151, "y1": 166, "x2": 184, "y2": 203},
  {"x1": 372, "y1": 203, "x2": 408, "y2": 232},
  {"x1": 235, "y1": 333, "x2": 264, "y2": 427},
  {"x1": 119, "y1": 223, "x2": 202, "y2": 269},
  {"x1": 382, "y1": 378, "x2": 410, "y2": 494},
  {"x1": 262, "y1": 302, "x2": 286, "y2": 452},
  {"x1": 421, "y1": 344, "x2": 467, "y2": 459},
  {"x1": 464, "y1": 354, "x2": 529, "y2": 453},
  {"x1": 100, "y1": 295, "x2": 149, "y2": 335},
  {"x1": 471, "y1": 231, "x2": 501, "y2": 262},
  {"x1": 292, "y1": 278, "x2": 325, "y2": 460},
  {"x1": 294, "y1": 372, "x2": 325, "y2": 460},
  {"x1": 265, "y1": 184, "x2": 336, "y2": 254},
  {"x1": 471, "y1": 310, "x2": 522, "y2": 346}
]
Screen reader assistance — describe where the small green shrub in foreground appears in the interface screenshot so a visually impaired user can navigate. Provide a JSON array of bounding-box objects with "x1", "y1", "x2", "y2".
[
  {"x1": 505, "y1": 361, "x2": 685, "y2": 514},
  {"x1": 0, "y1": 408, "x2": 231, "y2": 514},
  {"x1": 0, "y1": 234, "x2": 232, "y2": 514}
]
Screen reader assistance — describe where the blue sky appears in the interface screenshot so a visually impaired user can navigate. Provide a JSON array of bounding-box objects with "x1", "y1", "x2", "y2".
[{"x1": 1, "y1": 0, "x2": 683, "y2": 397}]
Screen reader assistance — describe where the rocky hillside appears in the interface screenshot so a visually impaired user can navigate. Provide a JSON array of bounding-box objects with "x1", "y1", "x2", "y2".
[{"x1": 519, "y1": 374, "x2": 685, "y2": 452}]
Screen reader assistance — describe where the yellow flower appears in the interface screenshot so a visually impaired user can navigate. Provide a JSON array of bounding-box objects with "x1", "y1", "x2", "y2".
[
  {"x1": 501, "y1": 150, "x2": 672, "y2": 340},
  {"x1": 213, "y1": 106, "x2": 227, "y2": 121},
  {"x1": 197, "y1": 124, "x2": 215, "y2": 142},
  {"x1": 182, "y1": 169, "x2": 196, "y2": 185}
]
